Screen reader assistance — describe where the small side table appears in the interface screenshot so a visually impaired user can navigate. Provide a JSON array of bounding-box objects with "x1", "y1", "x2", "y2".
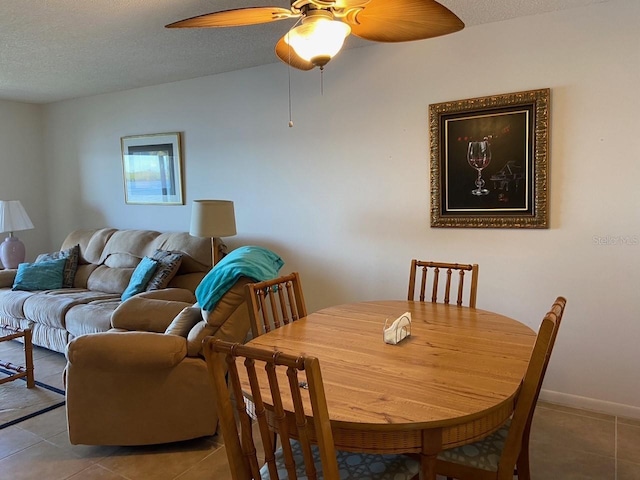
[{"x1": 0, "y1": 325, "x2": 35, "y2": 388}]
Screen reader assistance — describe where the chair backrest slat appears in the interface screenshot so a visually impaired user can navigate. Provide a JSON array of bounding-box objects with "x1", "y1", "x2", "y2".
[
  {"x1": 408, "y1": 260, "x2": 479, "y2": 308},
  {"x1": 432, "y1": 266, "x2": 440, "y2": 303},
  {"x1": 246, "y1": 272, "x2": 308, "y2": 339},
  {"x1": 420, "y1": 267, "x2": 428, "y2": 301},
  {"x1": 204, "y1": 339, "x2": 340, "y2": 480}
]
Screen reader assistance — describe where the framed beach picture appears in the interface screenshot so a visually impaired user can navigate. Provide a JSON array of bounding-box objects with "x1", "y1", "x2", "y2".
[
  {"x1": 121, "y1": 132, "x2": 184, "y2": 205},
  {"x1": 429, "y1": 89, "x2": 550, "y2": 228}
]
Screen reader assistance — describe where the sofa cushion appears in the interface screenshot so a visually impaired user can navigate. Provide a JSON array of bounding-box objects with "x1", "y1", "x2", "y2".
[
  {"x1": 12, "y1": 258, "x2": 67, "y2": 291},
  {"x1": 72, "y1": 264, "x2": 99, "y2": 289},
  {"x1": 36, "y1": 244, "x2": 80, "y2": 288},
  {"x1": 0, "y1": 288, "x2": 34, "y2": 319},
  {"x1": 65, "y1": 299, "x2": 122, "y2": 338},
  {"x1": 112, "y1": 296, "x2": 193, "y2": 333},
  {"x1": 0, "y1": 269, "x2": 17, "y2": 288},
  {"x1": 104, "y1": 253, "x2": 141, "y2": 268},
  {"x1": 99, "y1": 230, "x2": 160, "y2": 261},
  {"x1": 22, "y1": 292, "x2": 77, "y2": 329},
  {"x1": 22, "y1": 289, "x2": 120, "y2": 328},
  {"x1": 147, "y1": 250, "x2": 183, "y2": 291},
  {"x1": 22, "y1": 290, "x2": 119, "y2": 329},
  {"x1": 153, "y1": 232, "x2": 211, "y2": 273},
  {"x1": 167, "y1": 272, "x2": 207, "y2": 293},
  {"x1": 87, "y1": 265, "x2": 132, "y2": 294},
  {"x1": 136, "y1": 288, "x2": 196, "y2": 303},
  {"x1": 165, "y1": 306, "x2": 201, "y2": 337}
]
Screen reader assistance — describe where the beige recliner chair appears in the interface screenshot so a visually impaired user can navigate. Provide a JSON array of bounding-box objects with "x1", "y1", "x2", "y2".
[{"x1": 64, "y1": 278, "x2": 253, "y2": 446}]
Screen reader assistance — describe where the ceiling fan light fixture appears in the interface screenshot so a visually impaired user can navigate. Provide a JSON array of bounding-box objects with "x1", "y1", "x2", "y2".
[{"x1": 285, "y1": 13, "x2": 351, "y2": 67}]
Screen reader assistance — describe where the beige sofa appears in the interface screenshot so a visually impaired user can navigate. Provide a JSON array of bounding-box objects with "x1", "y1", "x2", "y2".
[
  {"x1": 0, "y1": 228, "x2": 213, "y2": 353},
  {"x1": 64, "y1": 276, "x2": 252, "y2": 445}
]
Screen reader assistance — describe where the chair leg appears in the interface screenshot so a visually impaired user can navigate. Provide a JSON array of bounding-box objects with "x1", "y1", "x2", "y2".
[
  {"x1": 516, "y1": 423, "x2": 532, "y2": 479},
  {"x1": 516, "y1": 450, "x2": 531, "y2": 480}
]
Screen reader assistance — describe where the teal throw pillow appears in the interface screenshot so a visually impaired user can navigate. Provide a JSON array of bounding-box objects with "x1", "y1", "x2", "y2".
[
  {"x1": 36, "y1": 244, "x2": 80, "y2": 288},
  {"x1": 121, "y1": 256, "x2": 159, "y2": 301},
  {"x1": 12, "y1": 258, "x2": 68, "y2": 291}
]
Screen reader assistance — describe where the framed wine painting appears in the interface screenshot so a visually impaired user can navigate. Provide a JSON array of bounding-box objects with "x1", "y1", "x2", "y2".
[
  {"x1": 121, "y1": 132, "x2": 184, "y2": 205},
  {"x1": 429, "y1": 88, "x2": 550, "y2": 228}
]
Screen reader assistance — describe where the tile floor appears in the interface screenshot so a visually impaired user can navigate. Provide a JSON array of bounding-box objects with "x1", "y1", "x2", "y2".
[{"x1": 1, "y1": 340, "x2": 639, "y2": 479}]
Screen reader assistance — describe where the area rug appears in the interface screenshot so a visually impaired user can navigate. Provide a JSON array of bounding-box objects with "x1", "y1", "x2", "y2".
[{"x1": 0, "y1": 368, "x2": 65, "y2": 430}]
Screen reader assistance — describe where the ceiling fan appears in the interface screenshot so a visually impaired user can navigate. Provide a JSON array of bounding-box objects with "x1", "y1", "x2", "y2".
[{"x1": 166, "y1": 0, "x2": 464, "y2": 70}]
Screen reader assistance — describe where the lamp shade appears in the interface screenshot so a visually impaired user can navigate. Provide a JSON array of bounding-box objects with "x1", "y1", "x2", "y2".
[
  {"x1": 0, "y1": 200, "x2": 34, "y2": 234},
  {"x1": 189, "y1": 200, "x2": 236, "y2": 238},
  {"x1": 285, "y1": 12, "x2": 351, "y2": 67}
]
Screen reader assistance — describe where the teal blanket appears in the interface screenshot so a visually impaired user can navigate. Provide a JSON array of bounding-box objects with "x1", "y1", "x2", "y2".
[{"x1": 195, "y1": 246, "x2": 284, "y2": 311}]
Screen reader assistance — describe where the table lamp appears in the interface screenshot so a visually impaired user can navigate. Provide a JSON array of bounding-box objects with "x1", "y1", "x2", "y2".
[
  {"x1": 189, "y1": 200, "x2": 236, "y2": 266},
  {"x1": 0, "y1": 200, "x2": 35, "y2": 269}
]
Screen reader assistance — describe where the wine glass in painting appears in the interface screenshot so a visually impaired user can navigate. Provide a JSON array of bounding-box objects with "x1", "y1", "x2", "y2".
[{"x1": 467, "y1": 140, "x2": 492, "y2": 196}]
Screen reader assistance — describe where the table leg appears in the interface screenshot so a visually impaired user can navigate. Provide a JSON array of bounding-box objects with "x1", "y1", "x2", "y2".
[
  {"x1": 420, "y1": 428, "x2": 442, "y2": 480},
  {"x1": 24, "y1": 328, "x2": 35, "y2": 388}
]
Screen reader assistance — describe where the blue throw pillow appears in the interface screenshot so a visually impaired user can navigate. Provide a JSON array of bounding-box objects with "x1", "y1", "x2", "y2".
[
  {"x1": 35, "y1": 244, "x2": 80, "y2": 288},
  {"x1": 121, "y1": 256, "x2": 159, "y2": 301},
  {"x1": 12, "y1": 258, "x2": 68, "y2": 291}
]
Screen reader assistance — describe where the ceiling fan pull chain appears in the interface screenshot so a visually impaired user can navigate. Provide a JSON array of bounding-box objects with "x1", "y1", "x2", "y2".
[
  {"x1": 287, "y1": 31, "x2": 294, "y2": 128},
  {"x1": 320, "y1": 66, "x2": 324, "y2": 96},
  {"x1": 288, "y1": 61, "x2": 294, "y2": 128}
]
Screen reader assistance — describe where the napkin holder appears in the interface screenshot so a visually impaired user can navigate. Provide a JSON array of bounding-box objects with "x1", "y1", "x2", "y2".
[{"x1": 383, "y1": 312, "x2": 411, "y2": 345}]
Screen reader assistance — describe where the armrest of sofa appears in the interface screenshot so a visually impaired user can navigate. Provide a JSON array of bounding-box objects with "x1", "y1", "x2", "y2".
[
  {"x1": 66, "y1": 331, "x2": 187, "y2": 370},
  {"x1": 0, "y1": 269, "x2": 16, "y2": 288},
  {"x1": 112, "y1": 295, "x2": 194, "y2": 332},
  {"x1": 135, "y1": 288, "x2": 197, "y2": 303}
]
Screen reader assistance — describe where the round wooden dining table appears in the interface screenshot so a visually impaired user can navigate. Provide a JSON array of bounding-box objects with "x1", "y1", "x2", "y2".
[{"x1": 245, "y1": 300, "x2": 536, "y2": 480}]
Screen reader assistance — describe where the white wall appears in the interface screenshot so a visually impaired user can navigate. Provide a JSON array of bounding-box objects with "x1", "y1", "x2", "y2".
[
  {"x1": 41, "y1": 0, "x2": 640, "y2": 417},
  {"x1": 0, "y1": 100, "x2": 49, "y2": 261}
]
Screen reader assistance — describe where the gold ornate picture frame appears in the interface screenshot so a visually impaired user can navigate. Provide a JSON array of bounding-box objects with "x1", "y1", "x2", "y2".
[
  {"x1": 429, "y1": 89, "x2": 550, "y2": 228},
  {"x1": 121, "y1": 132, "x2": 184, "y2": 205}
]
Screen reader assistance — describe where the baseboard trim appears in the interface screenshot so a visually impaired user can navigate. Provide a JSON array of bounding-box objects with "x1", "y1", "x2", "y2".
[{"x1": 540, "y1": 389, "x2": 640, "y2": 420}]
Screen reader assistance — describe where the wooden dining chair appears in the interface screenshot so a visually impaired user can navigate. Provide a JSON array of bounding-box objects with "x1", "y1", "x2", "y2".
[
  {"x1": 245, "y1": 272, "x2": 307, "y2": 339},
  {"x1": 408, "y1": 260, "x2": 479, "y2": 308},
  {"x1": 436, "y1": 296, "x2": 566, "y2": 480},
  {"x1": 515, "y1": 296, "x2": 567, "y2": 480},
  {"x1": 203, "y1": 338, "x2": 420, "y2": 480}
]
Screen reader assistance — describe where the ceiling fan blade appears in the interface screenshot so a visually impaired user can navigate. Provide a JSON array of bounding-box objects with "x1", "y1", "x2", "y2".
[
  {"x1": 275, "y1": 36, "x2": 315, "y2": 71},
  {"x1": 166, "y1": 7, "x2": 296, "y2": 28},
  {"x1": 346, "y1": 0, "x2": 464, "y2": 42}
]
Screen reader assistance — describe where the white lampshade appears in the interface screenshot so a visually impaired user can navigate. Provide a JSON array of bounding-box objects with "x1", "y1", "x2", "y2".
[
  {"x1": 189, "y1": 200, "x2": 236, "y2": 238},
  {"x1": 285, "y1": 13, "x2": 351, "y2": 67},
  {"x1": 190, "y1": 200, "x2": 236, "y2": 267},
  {"x1": 0, "y1": 200, "x2": 34, "y2": 234}
]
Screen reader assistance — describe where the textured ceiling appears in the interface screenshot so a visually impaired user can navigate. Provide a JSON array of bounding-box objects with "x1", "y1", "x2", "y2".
[{"x1": 0, "y1": 0, "x2": 607, "y2": 104}]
